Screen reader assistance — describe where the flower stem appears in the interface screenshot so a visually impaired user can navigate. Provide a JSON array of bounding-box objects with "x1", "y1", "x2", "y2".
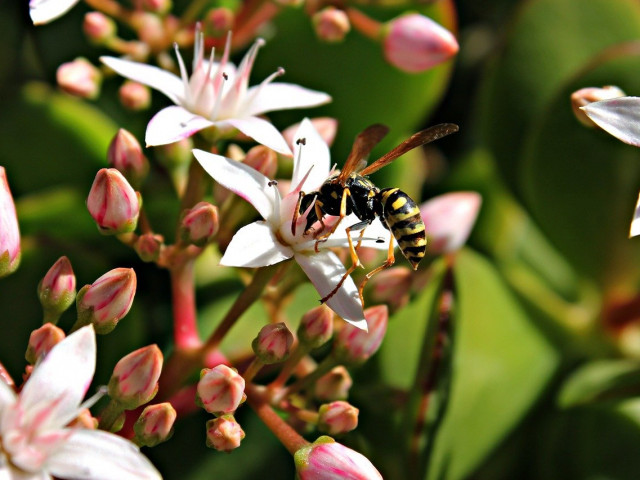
[
  {"x1": 268, "y1": 343, "x2": 310, "y2": 391},
  {"x1": 346, "y1": 8, "x2": 383, "y2": 41},
  {"x1": 170, "y1": 260, "x2": 202, "y2": 350},
  {"x1": 280, "y1": 354, "x2": 337, "y2": 399},
  {"x1": 84, "y1": 0, "x2": 130, "y2": 21},
  {"x1": 98, "y1": 399, "x2": 126, "y2": 432},
  {"x1": 242, "y1": 357, "x2": 265, "y2": 383},
  {"x1": 231, "y1": 1, "x2": 281, "y2": 50}
]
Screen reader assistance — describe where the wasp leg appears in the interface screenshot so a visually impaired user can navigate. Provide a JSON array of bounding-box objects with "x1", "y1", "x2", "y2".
[
  {"x1": 358, "y1": 236, "x2": 396, "y2": 305},
  {"x1": 314, "y1": 187, "x2": 351, "y2": 252}
]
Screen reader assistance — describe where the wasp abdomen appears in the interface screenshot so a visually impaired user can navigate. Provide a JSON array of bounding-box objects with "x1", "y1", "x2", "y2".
[{"x1": 379, "y1": 188, "x2": 426, "y2": 269}]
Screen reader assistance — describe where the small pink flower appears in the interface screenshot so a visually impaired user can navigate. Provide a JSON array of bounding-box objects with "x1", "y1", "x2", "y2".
[
  {"x1": 318, "y1": 401, "x2": 359, "y2": 436},
  {"x1": 25, "y1": 323, "x2": 66, "y2": 364},
  {"x1": 108, "y1": 345, "x2": 163, "y2": 409},
  {"x1": 56, "y1": 58, "x2": 102, "y2": 99},
  {"x1": 298, "y1": 305, "x2": 334, "y2": 348},
  {"x1": 252, "y1": 323, "x2": 294, "y2": 364},
  {"x1": 180, "y1": 202, "x2": 219, "y2": 247},
  {"x1": 197, "y1": 365, "x2": 246, "y2": 414},
  {"x1": 87, "y1": 168, "x2": 140, "y2": 234},
  {"x1": 314, "y1": 366, "x2": 352, "y2": 402},
  {"x1": 205, "y1": 414, "x2": 245, "y2": 452},
  {"x1": 0, "y1": 167, "x2": 20, "y2": 278},
  {"x1": 295, "y1": 436, "x2": 382, "y2": 479},
  {"x1": 313, "y1": 7, "x2": 351, "y2": 43},
  {"x1": 334, "y1": 305, "x2": 388, "y2": 364},
  {"x1": 134, "y1": 403, "x2": 177, "y2": 447}
]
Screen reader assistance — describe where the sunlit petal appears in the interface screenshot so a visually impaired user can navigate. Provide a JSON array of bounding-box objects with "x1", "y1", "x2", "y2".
[
  {"x1": 582, "y1": 96, "x2": 640, "y2": 147},
  {"x1": 630, "y1": 192, "x2": 640, "y2": 238},
  {"x1": 30, "y1": 0, "x2": 79, "y2": 25},
  {"x1": 221, "y1": 222, "x2": 293, "y2": 268},
  {"x1": 223, "y1": 117, "x2": 292, "y2": 155},
  {"x1": 291, "y1": 118, "x2": 332, "y2": 193},
  {"x1": 145, "y1": 107, "x2": 213, "y2": 147},
  {"x1": 243, "y1": 84, "x2": 331, "y2": 117}
]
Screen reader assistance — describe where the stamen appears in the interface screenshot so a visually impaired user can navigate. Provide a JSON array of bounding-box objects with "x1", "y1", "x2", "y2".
[
  {"x1": 296, "y1": 137, "x2": 306, "y2": 145},
  {"x1": 209, "y1": 71, "x2": 228, "y2": 120},
  {"x1": 268, "y1": 180, "x2": 278, "y2": 186},
  {"x1": 174, "y1": 42, "x2": 191, "y2": 101},
  {"x1": 80, "y1": 386, "x2": 107, "y2": 411}
]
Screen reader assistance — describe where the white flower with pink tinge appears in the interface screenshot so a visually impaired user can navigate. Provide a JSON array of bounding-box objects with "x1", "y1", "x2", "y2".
[
  {"x1": 0, "y1": 325, "x2": 161, "y2": 480},
  {"x1": 192, "y1": 119, "x2": 391, "y2": 329},
  {"x1": 101, "y1": 32, "x2": 331, "y2": 153}
]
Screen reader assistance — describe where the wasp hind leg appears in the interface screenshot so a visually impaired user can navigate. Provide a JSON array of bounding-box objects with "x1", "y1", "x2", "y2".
[{"x1": 358, "y1": 236, "x2": 396, "y2": 304}]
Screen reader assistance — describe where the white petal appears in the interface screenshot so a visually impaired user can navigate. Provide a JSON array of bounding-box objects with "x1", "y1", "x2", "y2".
[
  {"x1": 294, "y1": 251, "x2": 367, "y2": 329},
  {"x1": 46, "y1": 429, "x2": 161, "y2": 480},
  {"x1": 295, "y1": 216, "x2": 391, "y2": 251},
  {"x1": 0, "y1": 380, "x2": 16, "y2": 415},
  {"x1": 243, "y1": 83, "x2": 331, "y2": 117},
  {"x1": 221, "y1": 222, "x2": 293, "y2": 267},
  {"x1": 290, "y1": 118, "x2": 331, "y2": 193},
  {"x1": 20, "y1": 326, "x2": 95, "y2": 430},
  {"x1": 145, "y1": 106, "x2": 214, "y2": 147},
  {"x1": 0, "y1": 458, "x2": 49, "y2": 480},
  {"x1": 630, "y1": 192, "x2": 640, "y2": 238},
  {"x1": 192, "y1": 149, "x2": 276, "y2": 221},
  {"x1": 29, "y1": 0, "x2": 79, "y2": 25},
  {"x1": 100, "y1": 57, "x2": 184, "y2": 105},
  {"x1": 582, "y1": 97, "x2": 640, "y2": 146},
  {"x1": 223, "y1": 117, "x2": 292, "y2": 155}
]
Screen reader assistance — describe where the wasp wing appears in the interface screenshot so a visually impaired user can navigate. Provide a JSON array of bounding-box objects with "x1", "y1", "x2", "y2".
[
  {"x1": 359, "y1": 123, "x2": 459, "y2": 177},
  {"x1": 336, "y1": 124, "x2": 390, "y2": 185}
]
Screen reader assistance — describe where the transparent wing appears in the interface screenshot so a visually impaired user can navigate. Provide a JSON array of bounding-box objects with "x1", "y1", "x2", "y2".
[{"x1": 336, "y1": 124, "x2": 390, "y2": 185}]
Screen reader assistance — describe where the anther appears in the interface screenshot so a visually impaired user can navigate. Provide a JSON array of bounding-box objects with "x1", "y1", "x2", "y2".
[
  {"x1": 268, "y1": 180, "x2": 278, "y2": 187},
  {"x1": 296, "y1": 137, "x2": 307, "y2": 145}
]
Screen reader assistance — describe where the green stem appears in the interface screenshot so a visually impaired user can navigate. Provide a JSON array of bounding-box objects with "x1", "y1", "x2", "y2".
[
  {"x1": 280, "y1": 354, "x2": 337, "y2": 400},
  {"x1": 243, "y1": 357, "x2": 265, "y2": 383},
  {"x1": 268, "y1": 343, "x2": 310, "y2": 391},
  {"x1": 98, "y1": 399, "x2": 125, "y2": 432}
]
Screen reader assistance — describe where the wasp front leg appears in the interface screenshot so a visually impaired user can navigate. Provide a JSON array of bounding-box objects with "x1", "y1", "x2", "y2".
[{"x1": 314, "y1": 187, "x2": 351, "y2": 253}]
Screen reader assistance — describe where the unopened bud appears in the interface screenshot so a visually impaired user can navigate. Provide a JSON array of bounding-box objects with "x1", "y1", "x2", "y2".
[
  {"x1": 367, "y1": 266, "x2": 412, "y2": 312},
  {"x1": 25, "y1": 323, "x2": 66, "y2": 364},
  {"x1": 243, "y1": 145, "x2": 278, "y2": 178},
  {"x1": 76, "y1": 267, "x2": 136, "y2": 334},
  {"x1": 315, "y1": 366, "x2": 352, "y2": 401},
  {"x1": 295, "y1": 436, "x2": 382, "y2": 480},
  {"x1": 107, "y1": 130, "x2": 150, "y2": 188},
  {"x1": 204, "y1": 7, "x2": 234, "y2": 37},
  {"x1": 135, "y1": 233, "x2": 164, "y2": 262},
  {"x1": 38, "y1": 257, "x2": 76, "y2": 317},
  {"x1": 119, "y1": 81, "x2": 151, "y2": 111},
  {"x1": 571, "y1": 86, "x2": 626, "y2": 128},
  {"x1": 69, "y1": 408, "x2": 98, "y2": 429},
  {"x1": 420, "y1": 192, "x2": 482, "y2": 254},
  {"x1": 283, "y1": 118, "x2": 338, "y2": 150},
  {"x1": 206, "y1": 414, "x2": 245, "y2": 452},
  {"x1": 298, "y1": 305, "x2": 333, "y2": 349},
  {"x1": 383, "y1": 14, "x2": 458, "y2": 73},
  {"x1": 141, "y1": 0, "x2": 171, "y2": 14},
  {"x1": 56, "y1": 58, "x2": 102, "y2": 99},
  {"x1": 83, "y1": 12, "x2": 116, "y2": 43},
  {"x1": 197, "y1": 365, "x2": 246, "y2": 415},
  {"x1": 252, "y1": 323, "x2": 293, "y2": 364},
  {"x1": 87, "y1": 168, "x2": 140, "y2": 235},
  {"x1": 317, "y1": 401, "x2": 359, "y2": 436},
  {"x1": 134, "y1": 403, "x2": 176, "y2": 447},
  {"x1": 313, "y1": 7, "x2": 350, "y2": 43},
  {"x1": 108, "y1": 345, "x2": 163, "y2": 409},
  {"x1": 0, "y1": 167, "x2": 20, "y2": 278},
  {"x1": 334, "y1": 305, "x2": 388, "y2": 364},
  {"x1": 131, "y1": 12, "x2": 165, "y2": 50},
  {"x1": 179, "y1": 202, "x2": 219, "y2": 247}
]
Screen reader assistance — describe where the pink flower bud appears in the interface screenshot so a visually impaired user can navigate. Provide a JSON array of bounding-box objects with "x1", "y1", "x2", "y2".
[
  {"x1": 243, "y1": 145, "x2": 278, "y2": 178},
  {"x1": 298, "y1": 305, "x2": 333, "y2": 348},
  {"x1": 107, "y1": 129, "x2": 149, "y2": 188},
  {"x1": 141, "y1": 0, "x2": 171, "y2": 14},
  {"x1": 179, "y1": 202, "x2": 219, "y2": 247},
  {"x1": 108, "y1": 344, "x2": 163, "y2": 409},
  {"x1": 0, "y1": 167, "x2": 20, "y2": 278},
  {"x1": 131, "y1": 12, "x2": 165, "y2": 50},
  {"x1": 295, "y1": 436, "x2": 382, "y2": 480},
  {"x1": 25, "y1": 323, "x2": 66, "y2": 364},
  {"x1": 420, "y1": 192, "x2": 482, "y2": 254},
  {"x1": 314, "y1": 366, "x2": 352, "y2": 402},
  {"x1": 252, "y1": 323, "x2": 294, "y2": 364},
  {"x1": 317, "y1": 401, "x2": 359, "y2": 436},
  {"x1": 367, "y1": 266, "x2": 412, "y2": 312},
  {"x1": 77, "y1": 267, "x2": 137, "y2": 334},
  {"x1": 206, "y1": 414, "x2": 245, "y2": 452},
  {"x1": 334, "y1": 305, "x2": 388, "y2": 364},
  {"x1": 135, "y1": 233, "x2": 164, "y2": 262},
  {"x1": 87, "y1": 168, "x2": 140, "y2": 235},
  {"x1": 204, "y1": 7, "x2": 235, "y2": 37},
  {"x1": 313, "y1": 7, "x2": 350, "y2": 43},
  {"x1": 69, "y1": 408, "x2": 98, "y2": 429},
  {"x1": 38, "y1": 256, "x2": 76, "y2": 317},
  {"x1": 197, "y1": 365, "x2": 246, "y2": 414},
  {"x1": 56, "y1": 58, "x2": 102, "y2": 99},
  {"x1": 134, "y1": 402, "x2": 176, "y2": 447},
  {"x1": 383, "y1": 14, "x2": 458, "y2": 73},
  {"x1": 83, "y1": 12, "x2": 116, "y2": 43},
  {"x1": 119, "y1": 81, "x2": 151, "y2": 111},
  {"x1": 571, "y1": 85, "x2": 626, "y2": 128},
  {"x1": 283, "y1": 118, "x2": 338, "y2": 150}
]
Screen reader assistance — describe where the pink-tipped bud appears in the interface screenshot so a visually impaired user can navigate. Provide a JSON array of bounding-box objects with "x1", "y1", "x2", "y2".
[
  {"x1": 87, "y1": 168, "x2": 140, "y2": 235},
  {"x1": 119, "y1": 81, "x2": 151, "y2": 112},
  {"x1": 206, "y1": 414, "x2": 245, "y2": 452},
  {"x1": 25, "y1": 323, "x2": 66, "y2": 364},
  {"x1": 197, "y1": 365, "x2": 246, "y2": 415},
  {"x1": 383, "y1": 14, "x2": 458, "y2": 73},
  {"x1": 179, "y1": 202, "x2": 219, "y2": 247},
  {"x1": 314, "y1": 366, "x2": 352, "y2": 402},
  {"x1": 334, "y1": 305, "x2": 388, "y2": 364},
  {"x1": 367, "y1": 266, "x2": 412, "y2": 312},
  {"x1": 243, "y1": 146, "x2": 278, "y2": 178},
  {"x1": 56, "y1": 58, "x2": 102, "y2": 99},
  {"x1": 141, "y1": 0, "x2": 171, "y2": 14},
  {"x1": 0, "y1": 167, "x2": 20, "y2": 278},
  {"x1": 204, "y1": 7, "x2": 234, "y2": 37},
  {"x1": 571, "y1": 85, "x2": 626, "y2": 128},
  {"x1": 420, "y1": 192, "x2": 482, "y2": 255},
  {"x1": 131, "y1": 12, "x2": 165, "y2": 50},
  {"x1": 38, "y1": 256, "x2": 76, "y2": 317},
  {"x1": 107, "y1": 130, "x2": 150, "y2": 188},
  {"x1": 317, "y1": 401, "x2": 359, "y2": 436},
  {"x1": 108, "y1": 344, "x2": 163, "y2": 409},
  {"x1": 283, "y1": 118, "x2": 338, "y2": 150},
  {"x1": 295, "y1": 436, "x2": 382, "y2": 480},
  {"x1": 313, "y1": 7, "x2": 350, "y2": 43},
  {"x1": 135, "y1": 233, "x2": 164, "y2": 262},
  {"x1": 298, "y1": 305, "x2": 333, "y2": 349},
  {"x1": 134, "y1": 403, "x2": 176, "y2": 447},
  {"x1": 83, "y1": 12, "x2": 116, "y2": 43},
  {"x1": 76, "y1": 267, "x2": 136, "y2": 334},
  {"x1": 252, "y1": 323, "x2": 294, "y2": 364}
]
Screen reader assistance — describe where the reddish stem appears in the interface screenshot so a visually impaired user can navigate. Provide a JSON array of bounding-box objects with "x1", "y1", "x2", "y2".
[{"x1": 170, "y1": 261, "x2": 202, "y2": 350}]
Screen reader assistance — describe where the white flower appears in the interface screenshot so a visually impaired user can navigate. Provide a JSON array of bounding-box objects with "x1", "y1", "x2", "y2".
[
  {"x1": 0, "y1": 325, "x2": 162, "y2": 480},
  {"x1": 29, "y1": 0, "x2": 79, "y2": 25},
  {"x1": 192, "y1": 119, "x2": 390, "y2": 329},
  {"x1": 101, "y1": 32, "x2": 331, "y2": 153}
]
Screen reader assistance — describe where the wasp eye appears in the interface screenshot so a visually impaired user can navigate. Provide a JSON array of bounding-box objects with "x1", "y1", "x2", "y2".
[{"x1": 296, "y1": 137, "x2": 307, "y2": 145}]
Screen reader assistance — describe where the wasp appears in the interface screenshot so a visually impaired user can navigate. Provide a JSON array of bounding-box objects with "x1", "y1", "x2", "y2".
[{"x1": 293, "y1": 122, "x2": 459, "y2": 306}]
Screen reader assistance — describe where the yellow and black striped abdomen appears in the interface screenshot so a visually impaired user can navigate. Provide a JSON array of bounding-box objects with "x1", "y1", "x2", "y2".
[{"x1": 379, "y1": 188, "x2": 426, "y2": 269}]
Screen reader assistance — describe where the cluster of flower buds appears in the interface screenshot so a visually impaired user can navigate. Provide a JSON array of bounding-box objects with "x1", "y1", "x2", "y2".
[{"x1": 0, "y1": 167, "x2": 20, "y2": 278}]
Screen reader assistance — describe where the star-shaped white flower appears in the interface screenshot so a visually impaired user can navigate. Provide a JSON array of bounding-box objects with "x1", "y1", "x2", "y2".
[
  {"x1": 29, "y1": 0, "x2": 79, "y2": 25},
  {"x1": 0, "y1": 325, "x2": 162, "y2": 480},
  {"x1": 192, "y1": 119, "x2": 391, "y2": 329},
  {"x1": 101, "y1": 32, "x2": 331, "y2": 154}
]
